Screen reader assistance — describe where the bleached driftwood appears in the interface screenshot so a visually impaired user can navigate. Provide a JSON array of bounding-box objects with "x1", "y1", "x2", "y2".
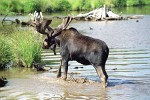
[{"x1": 74, "y1": 5, "x2": 122, "y2": 21}]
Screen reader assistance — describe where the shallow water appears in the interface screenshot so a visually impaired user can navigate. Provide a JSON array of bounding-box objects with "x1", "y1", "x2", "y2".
[{"x1": 1, "y1": 7, "x2": 150, "y2": 100}]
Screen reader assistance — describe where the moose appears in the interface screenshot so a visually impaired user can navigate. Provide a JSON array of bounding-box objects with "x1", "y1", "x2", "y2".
[{"x1": 30, "y1": 13, "x2": 109, "y2": 87}]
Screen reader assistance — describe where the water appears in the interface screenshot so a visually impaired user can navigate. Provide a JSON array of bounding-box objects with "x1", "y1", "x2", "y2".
[{"x1": 1, "y1": 6, "x2": 150, "y2": 100}]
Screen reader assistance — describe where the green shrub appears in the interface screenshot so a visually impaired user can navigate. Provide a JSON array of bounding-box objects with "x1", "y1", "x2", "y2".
[
  {"x1": 23, "y1": 0, "x2": 41, "y2": 13},
  {"x1": 127, "y1": 0, "x2": 138, "y2": 6},
  {"x1": 68, "y1": 0, "x2": 83, "y2": 11},
  {"x1": 0, "y1": 24, "x2": 42, "y2": 68},
  {"x1": 0, "y1": 0, "x2": 23, "y2": 15},
  {"x1": 59, "y1": 0, "x2": 71, "y2": 11},
  {"x1": 144, "y1": 0, "x2": 150, "y2": 5},
  {"x1": 0, "y1": 0, "x2": 10, "y2": 14},
  {"x1": 126, "y1": 0, "x2": 146, "y2": 6},
  {"x1": 79, "y1": 0, "x2": 91, "y2": 11},
  {"x1": 10, "y1": 30, "x2": 42, "y2": 68},
  {"x1": 113, "y1": 0, "x2": 126, "y2": 7},
  {"x1": 0, "y1": 0, "x2": 150, "y2": 14},
  {"x1": 90, "y1": 0, "x2": 101, "y2": 9},
  {"x1": 0, "y1": 34, "x2": 13, "y2": 69}
]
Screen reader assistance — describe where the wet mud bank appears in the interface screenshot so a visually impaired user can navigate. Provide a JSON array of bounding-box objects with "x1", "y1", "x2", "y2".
[{"x1": 1, "y1": 69, "x2": 150, "y2": 100}]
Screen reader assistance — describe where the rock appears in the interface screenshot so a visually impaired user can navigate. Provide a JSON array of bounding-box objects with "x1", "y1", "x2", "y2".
[
  {"x1": 89, "y1": 27, "x2": 93, "y2": 30},
  {"x1": 112, "y1": 68, "x2": 117, "y2": 71},
  {"x1": 33, "y1": 63, "x2": 52, "y2": 71},
  {"x1": 136, "y1": 20, "x2": 139, "y2": 22},
  {"x1": 74, "y1": 67, "x2": 84, "y2": 69},
  {"x1": 0, "y1": 77, "x2": 8, "y2": 87},
  {"x1": 74, "y1": 67, "x2": 79, "y2": 69}
]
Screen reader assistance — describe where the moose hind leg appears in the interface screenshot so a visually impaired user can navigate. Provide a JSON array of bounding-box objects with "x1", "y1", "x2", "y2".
[
  {"x1": 57, "y1": 60, "x2": 62, "y2": 78},
  {"x1": 95, "y1": 65, "x2": 108, "y2": 86}
]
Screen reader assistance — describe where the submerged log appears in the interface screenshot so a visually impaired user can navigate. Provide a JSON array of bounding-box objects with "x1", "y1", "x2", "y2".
[
  {"x1": 1, "y1": 14, "x2": 35, "y2": 26},
  {"x1": 2, "y1": 14, "x2": 16, "y2": 24},
  {"x1": 127, "y1": 15, "x2": 144, "y2": 19},
  {"x1": 104, "y1": 16, "x2": 123, "y2": 20},
  {"x1": 32, "y1": 62, "x2": 52, "y2": 71}
]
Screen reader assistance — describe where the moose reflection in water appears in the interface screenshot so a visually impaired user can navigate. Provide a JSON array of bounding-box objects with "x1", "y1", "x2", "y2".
[{"x1": 30, "y1": 12, "x2": 109, "y2": 87}]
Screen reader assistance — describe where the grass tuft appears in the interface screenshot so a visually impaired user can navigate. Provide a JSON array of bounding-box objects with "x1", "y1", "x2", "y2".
[
  {"x1": 10, "y1": 30, "x2": 42, "y2": 68},
  {"x1": 0, "y1": 34, "x2": 13, "y2": 69},
  {"x1": 0, "y1": 25, "x2": 42, "y2": 68}
]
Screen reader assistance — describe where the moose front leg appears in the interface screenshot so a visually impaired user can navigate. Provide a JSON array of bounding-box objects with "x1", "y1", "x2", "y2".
[
  {"x1": 50, "y1": 44, "x2": 56, "y2": 55},
  {"x1": 57, "y1": 59, "x2": 62, "y2": 78}
]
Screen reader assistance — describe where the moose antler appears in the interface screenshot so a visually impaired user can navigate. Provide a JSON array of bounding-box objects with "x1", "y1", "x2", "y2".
[
  {"x1": 29, "y1": 11, "x2": 53, "y2": 35},
  {"x1": 37, "y1": 19, "x2": 52, "y2": 35},
  {"x1": 52, "y1": 16, "x2": 72, "y2": 38},
  {"x1": 29, "y1": 13, "x2": 72, "y2": 39},
  {"x1": 58, "y1": 16, "x2": 72, "y2": 30}
]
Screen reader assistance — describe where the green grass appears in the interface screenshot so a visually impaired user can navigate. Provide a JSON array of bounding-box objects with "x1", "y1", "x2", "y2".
[
  {"x1": 0, "y1": 25, "x2": 42, "y2": 68},
  {"x1": 0, "y1": 0, "x2": 150, "y2": 15},
  {"x1": 10, "y1": 30, "x2": 42, "y2": 68},
  {"x1": 0, "y1": 34, "x2": 13, "y2": 69}
]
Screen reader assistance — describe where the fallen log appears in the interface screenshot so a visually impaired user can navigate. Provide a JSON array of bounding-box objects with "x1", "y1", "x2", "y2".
[
  {"x1": 1, "y1": 14, "x2": 34, "y2": 26},
  {"x1": 2, "y1": 14, "x2": 16, "y2": 24},
  {"x1": 72, "y1": 5, "x2": 144, "y2": 21},
  {"x1": 74, "y1": 5, "x2": 121, "y2": 21},
  {"x1": 127, "y1": 15, "x2": 144, "y2": 19}
]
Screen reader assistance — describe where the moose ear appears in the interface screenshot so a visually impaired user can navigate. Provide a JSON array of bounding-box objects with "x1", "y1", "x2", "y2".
[
  {"x1": 40, "y1": 19, "x2": 53, "y2": 34},
  {"x1": 46, "y1": 20, "x2": 52, "y2": 27},
  {"x1": 35, "y1": 19, "x2": 52, "y2": 29},
  {"x1": 41, "y1": 19, "x2": 52, "y2": 28}
]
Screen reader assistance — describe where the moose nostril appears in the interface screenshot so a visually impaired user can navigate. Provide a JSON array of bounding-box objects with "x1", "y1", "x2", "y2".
[
  {"x1": 43, "y1": 41, "x2": 48, "y2": 45},
  {"x1": 42, "y1": 46, "x2": 49, "y2": 49}
]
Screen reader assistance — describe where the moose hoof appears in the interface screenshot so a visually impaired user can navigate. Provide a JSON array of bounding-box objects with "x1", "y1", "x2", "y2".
[
  {"x1": 57, "y1": 74, "x2": 61, "y2": 78},
  {"x1": 63, "y1": 77, "x2": 67, "y2": 81},
  {"x1": 101, "y1": 81, "x2": 108, "y2": 88}
]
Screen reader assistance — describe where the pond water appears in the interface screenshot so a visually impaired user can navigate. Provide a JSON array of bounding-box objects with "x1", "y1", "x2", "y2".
[{"x1": 0, "y1": 6, "x2": 150, "y2": 100}]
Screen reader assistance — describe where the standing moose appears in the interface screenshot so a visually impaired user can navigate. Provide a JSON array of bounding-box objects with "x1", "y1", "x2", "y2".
[{"x1": 31, "y1": 13, "x2": 109, "y2": 87}]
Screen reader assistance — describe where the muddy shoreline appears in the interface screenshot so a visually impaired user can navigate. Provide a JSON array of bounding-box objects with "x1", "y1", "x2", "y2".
[{"x1": 1, "y1": 69, "x2": 150, "y2": 100}]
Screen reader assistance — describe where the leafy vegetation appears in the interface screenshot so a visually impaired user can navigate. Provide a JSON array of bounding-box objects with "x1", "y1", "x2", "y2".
[
  {"x1": 10, "y1": 30, "x2": 42, "y2": 68},
  {"x1": 0, "y1": 26, "x2": 42, "y2": 69},
  {"x1": 0, "y1": 0, "x2": 150, "y2": 15},
  {"x1": 0, "y1": 34, "x2": 13, "y2": 69}
]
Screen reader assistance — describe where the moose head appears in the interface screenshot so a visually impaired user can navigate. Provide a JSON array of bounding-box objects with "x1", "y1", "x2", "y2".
[
  {"x1": 29, "y1": 11, "x2": 72, "y2": 55},
  {"x1": 42, "y1": 17, "x2": 72, "y2": 50}
]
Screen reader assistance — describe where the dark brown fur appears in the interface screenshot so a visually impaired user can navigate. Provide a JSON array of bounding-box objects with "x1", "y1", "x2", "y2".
[
  {"x1": 31, "y1": 16, "x2": 109, "y2": 87},
  {"x1": 44, "y1": 27, "x2": 109, "y2": 87}
]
